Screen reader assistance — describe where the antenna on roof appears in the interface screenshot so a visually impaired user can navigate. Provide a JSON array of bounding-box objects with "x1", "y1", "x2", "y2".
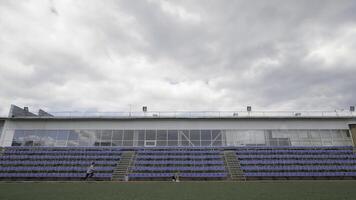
[{"x1": 247, "y1": 106, "x2": 252, "y2": 112}]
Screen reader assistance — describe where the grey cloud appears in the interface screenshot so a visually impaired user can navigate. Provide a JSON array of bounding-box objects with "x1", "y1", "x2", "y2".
[{"x1": 0, "y1": 0, "x2": 355, "y2": 115}]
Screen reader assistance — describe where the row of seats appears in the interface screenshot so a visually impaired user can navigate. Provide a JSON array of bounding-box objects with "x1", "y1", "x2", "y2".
[
  {"x1": 237, "y1": 146, "x2": 356, "y2": 179},
  {"x1": 135, "y1": 160, "x2": 224, "y2": 165},
  {"x1": 136, "y1": 155, "x2": 222, "y2": 159},
  {"x1": 245, "y1": 172, "x2": 356, "y2": 177},
  {"x1": 131, "y1": 166, "x2": 225, "y2": 171},
  {"x1": 240, "y1": 159, "x2": 356, "y2": 164},
  {"x1": 241, "y1": 165, "x2": 356, "y2": 171},
  {"x1": 0, "y1": 166, "x2": 115, "y2": 171},
  {"x1": 236, "y1": 150, "x2": 352, "y2": 154},
  {"x1": 0, "y1": 147, "x2": 120, "y2": 180},
  {"x1": 0, "y1": 155, "x2": 120, "y2": 160},
  {"x1": 238, "y1": 155, "x2": 356, "y2": 159},
  {"x1": 232, "y1": 146, "x2": 352, "y2": 149},
  {"x1": 4, "y1": 151, "x2": 122, "y2": 155},
  {"x1": 0, "y1": 173, "x2": 112, "y2": 178},
  {"x1": 0, "y1": 160, "x2": 117, "y2": 165},
  {"x1": 137, "y1": 150, "x2": 220, "y2": 154},
  {"x1": 7, "y1": 146, "x2": 123, "y2": 150},
  {"x1": 2, "y1": 146, "x2": 356, "y2": 181},
  {"x1": 129, "y1": 173, "x2": 227, "y2": 178}
]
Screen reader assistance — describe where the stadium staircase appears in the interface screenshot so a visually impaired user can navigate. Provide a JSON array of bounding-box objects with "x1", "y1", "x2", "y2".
[
  {"x1": 224, "y1": 151, "x2": 246, "y2": 181},
  {"x1": 112, "y1": 151, "x2": 136, "y2": 181}
]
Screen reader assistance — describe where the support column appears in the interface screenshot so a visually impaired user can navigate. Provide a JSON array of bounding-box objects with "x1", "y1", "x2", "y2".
[{"x1": 349, "y1": 124, "x2": 356, "y2": 147}]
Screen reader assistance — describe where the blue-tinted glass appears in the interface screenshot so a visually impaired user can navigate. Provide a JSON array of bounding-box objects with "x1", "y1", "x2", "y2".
[
  {"x1": 190, "y1": 130, "x2": 200, "y2": 140},
  {"x1": 57, "y1": 130, "x2": 70, "y2": 140}
]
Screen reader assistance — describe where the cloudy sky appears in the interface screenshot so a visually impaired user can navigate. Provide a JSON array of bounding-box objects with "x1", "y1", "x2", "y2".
[{"x1": 0, "y1": 0, "x2": 355, "y2": 115}]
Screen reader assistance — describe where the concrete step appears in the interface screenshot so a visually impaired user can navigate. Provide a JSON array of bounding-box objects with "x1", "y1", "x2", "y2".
[
  {"x1": 111, "y1": 151, "x2": 136, "y2": 181},
  {"x1": 224, "y1": 150, "x2": 246, "y2": 181}
]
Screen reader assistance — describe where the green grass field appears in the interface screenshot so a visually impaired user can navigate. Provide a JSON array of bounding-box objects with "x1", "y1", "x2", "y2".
[{"x1": 1, "y1": 181, "x2": 356, "y2": 200}]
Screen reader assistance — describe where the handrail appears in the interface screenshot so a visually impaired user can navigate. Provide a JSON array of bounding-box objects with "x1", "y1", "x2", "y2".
[{"x1": 30, "y1": 110, "x2": 356, "y2": 118}]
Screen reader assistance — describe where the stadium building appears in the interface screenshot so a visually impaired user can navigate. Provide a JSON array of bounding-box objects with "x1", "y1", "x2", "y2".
[{"x1": 1, "y1": 104, "x2": 356, "y2": 181}]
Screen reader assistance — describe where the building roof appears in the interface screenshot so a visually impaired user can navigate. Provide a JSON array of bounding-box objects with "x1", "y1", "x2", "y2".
[{"x1": 4, "y1": 104, "x2": 356, "y2": 120}]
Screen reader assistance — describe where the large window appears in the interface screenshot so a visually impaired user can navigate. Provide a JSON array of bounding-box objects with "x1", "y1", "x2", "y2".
[{"x1": 11, "y1": 129, "x2": 352, "y2": 147}]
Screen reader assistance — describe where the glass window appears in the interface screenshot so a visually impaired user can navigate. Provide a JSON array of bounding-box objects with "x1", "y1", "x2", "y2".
[
  {"x1": 78, "y1": 130, "x2": 92, "y2": 146},
  {"x1": 100, "y1": 141, "x2": 112, "y2": 146},
  {"x1": 179, "y1": 130, "x2": 190, "y2": 146},
  {"x1": 112, "y1": 130, "x2": 123, "y2": 140},
  {"x1": 67, "y1": 140, "x2": 79, "y2": 146},
  {"x1": 10, "y1": 128, "x2": 353, "y2": 147},
  {"x1": 168, "y1": 130, "x2": 178, "y2": 140},
  {"x1": 23, "y1": 130, "x2": 39, "y2": 142},
  {"x1": 41, "y1": 130, "x2": 57, "y2": 146},
  {"x1": 95, "y1": 130, "x2": 101, "y2": 141},
  {"x1": 102, "y1": 130, "x2": 113, "y2": 140},
  {"x1": 212, "y1": 140, "x2": 222, "y2": 146},
  {"x1": 12, "y1": 130, "x2": 25, "y2": 146},
  {"x1": 33, "y1": 141, "x2": 44, "y2": 146},
  {"x1": 190, "y1": 130, "x2": 200, "y2": 140},
  {"x1": 157, "y1": 130, "x2": 167, "y2": 140},
  {"x1": 11, "y1": 141, "x2": 22, "y2": 146},
  {"x1": 157, "y1": 140, "x2": 167, "y2": 146},
  {"x1": 321, "y1": 131, "x2": 332, "y2": 139},
  {"x1": 13, "y1": 130, "x2": 25, "y2": 142},
  {"x1": 138, "y1": 130, "x2": 145, "y2": 141},
  {"x1": 168, "y1": 130, "x2": 178, "y2": 146},
  {"x1": 168, "y1": 141, "x2": 178, "y2": 146},
  {"x1": 212, "y1": 130, "x2": 222, "y2": 141},
  {"x1": 191, "y1": 140, "x2": 200, "y2": 146},
  {"x1": 123, "y1": 140, "x2": 133, "y2": 146},
  {"x1": 201, "y1": 140, "x2": 211, "y2": 146},
  {"x1": 201, "y1": 130, "x2": 211, "y2": 140},
  {"x1": 298, "y1": 131, "x2": 309, "y2": 138},
  {"x1": 138, "y1": 140, "x2": 144, "y2": 146},
  {"x1": 146, "y1": 130, "x2": 156, "y2": 140},
  {"x1": 124, "y1": 130, "x2": 134, "y2": 140},
  {"x1": 180, "y1": 139, "x2": 189, "y2": 146},
  {"x1": 112, "y1": 140, "x2": 122, "y2": 146},
  {"x1": 331, "y1": 130, "x2": 343, "y2": 138},
  {"x1": 310, "y1": 131, "x2": 320, "y2": 139},
  {"x1": 68, "y1": 130, "x2": 79, "y2": 140},
  {"x1": 57, "y1": 130, "x2": 70, "y2": 140}
]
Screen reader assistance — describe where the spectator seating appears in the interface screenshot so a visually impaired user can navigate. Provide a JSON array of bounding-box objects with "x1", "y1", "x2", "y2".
[
  {"x1": 235, "y1": 146, "x2": 356, "y2": 180},
  {"x1": 0, "y1": 146, "x2": 121, "y2": 180},
  {"x1": 2, "y1": 146, "x2": 356, "y2": 181},
  {"x1": 129, "y1": 148, "x2": 227, "y2": 180}
]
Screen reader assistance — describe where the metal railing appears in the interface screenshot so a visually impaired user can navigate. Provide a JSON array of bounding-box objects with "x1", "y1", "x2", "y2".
[{"x1": 40, "y1": 110, "x2": 356, "y2": 118}]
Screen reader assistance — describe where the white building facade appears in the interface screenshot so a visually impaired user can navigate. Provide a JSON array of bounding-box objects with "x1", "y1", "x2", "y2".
[{"x1": 1, "y1": 105, "x2": 356, "y2": 147}]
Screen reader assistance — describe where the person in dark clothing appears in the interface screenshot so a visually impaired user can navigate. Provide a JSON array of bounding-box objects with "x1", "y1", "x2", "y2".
[{"x1": 84, "y1": 162, "x2": 95, "y2": 180}]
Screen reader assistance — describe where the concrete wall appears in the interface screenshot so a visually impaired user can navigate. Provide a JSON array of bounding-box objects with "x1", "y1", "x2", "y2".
[
  {"x1": 1, "y1": 117, "x2": 356, "y2": 147},
  {"x1": 0, "y1": 120, "x2": 4, "y2": 143},
  {"x1": 2, "y1": 118, "x2": 354, "y2": 130}
]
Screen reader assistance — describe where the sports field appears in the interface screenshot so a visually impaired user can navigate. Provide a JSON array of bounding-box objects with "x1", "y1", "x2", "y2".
[{"x1": 1, "y1": 181, "x2": 356, "y2": 200}]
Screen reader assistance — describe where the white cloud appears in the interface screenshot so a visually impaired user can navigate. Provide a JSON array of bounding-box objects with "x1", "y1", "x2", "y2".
[
  {"x1": 307, "y1": 26, "x2": 356, "y2": 67},
  {"x1": 0, "y1": 0, "x2": 356, "y2": 116}
]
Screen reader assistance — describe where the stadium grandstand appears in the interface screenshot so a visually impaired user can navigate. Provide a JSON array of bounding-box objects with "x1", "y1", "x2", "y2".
[{"x1": 1, "y1": 104, "x2": 356, "y2": 181}]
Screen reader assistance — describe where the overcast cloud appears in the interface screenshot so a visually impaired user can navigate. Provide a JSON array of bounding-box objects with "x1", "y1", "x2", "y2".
[{"x1": 0, "y1": 0, "x2": 356, "y2": 115}]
